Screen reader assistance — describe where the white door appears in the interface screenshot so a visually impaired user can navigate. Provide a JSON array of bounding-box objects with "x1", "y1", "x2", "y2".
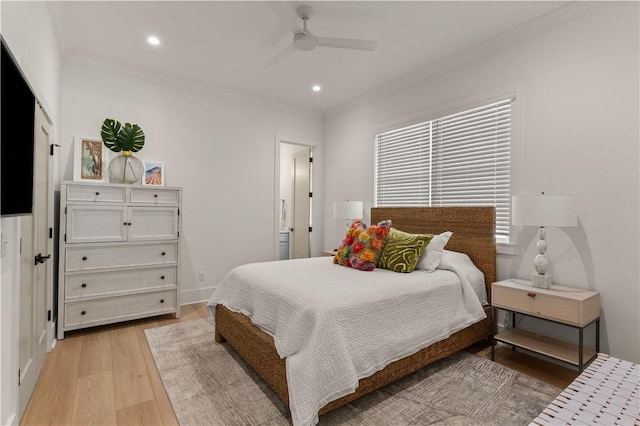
[
  {"x1": 19, "y1": 104, "x2": 51, "y2": 417},
  {"x1": 291, "y1": 148, "x2": 310, "y2": 259}
]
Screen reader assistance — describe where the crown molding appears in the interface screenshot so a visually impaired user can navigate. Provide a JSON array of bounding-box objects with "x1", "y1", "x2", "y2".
[
  {"x1": 63, "y1": 53, "x2": 323, "y2": 121},
  {"x1": 324, "y1": 1, "x2": 609, "y2": 119}
]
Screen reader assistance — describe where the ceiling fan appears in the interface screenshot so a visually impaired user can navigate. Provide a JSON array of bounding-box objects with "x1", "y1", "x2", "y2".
[{"x1": 267, "y1": 2, "x2": 378, "y2": 66}]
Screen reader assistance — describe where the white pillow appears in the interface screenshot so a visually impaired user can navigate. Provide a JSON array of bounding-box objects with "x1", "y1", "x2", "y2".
[
  {"x1": 437, "y1": 249, "x2": 487, "y2": 305},
  {"x1": 416, "y1": 231, "x2": 452, "y2": 272}
]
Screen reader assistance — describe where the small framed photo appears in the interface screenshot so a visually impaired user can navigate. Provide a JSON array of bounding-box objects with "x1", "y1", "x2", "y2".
[
  {"x1": 142, "y1": 161, "x2": 164, "y2": 186},
  {"x1": 73, "y1": 136, "x2": 107, "y2": 182}
]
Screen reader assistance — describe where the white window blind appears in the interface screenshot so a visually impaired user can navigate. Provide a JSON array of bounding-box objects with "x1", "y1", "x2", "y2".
[{"x1": 375, "y1": 98, "x2": 512, "y2": 239}]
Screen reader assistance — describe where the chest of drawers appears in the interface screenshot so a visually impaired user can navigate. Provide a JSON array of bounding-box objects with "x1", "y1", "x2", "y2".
[{"x1": 58, "y1": 182, "x2": 182, "y2": 339}]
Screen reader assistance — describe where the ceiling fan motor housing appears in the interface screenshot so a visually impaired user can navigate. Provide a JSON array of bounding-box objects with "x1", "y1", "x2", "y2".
[{"x1": 294, "y1": 32, "x2": 316, "y2": 51}]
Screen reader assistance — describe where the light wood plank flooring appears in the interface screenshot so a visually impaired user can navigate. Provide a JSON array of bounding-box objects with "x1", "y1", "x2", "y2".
[{"x1": 21, "y1": 302, "x2": 578, "y2": 425}]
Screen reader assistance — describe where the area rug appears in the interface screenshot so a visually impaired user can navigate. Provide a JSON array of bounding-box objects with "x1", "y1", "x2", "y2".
[{"x1": 145, "y1": 319, "x2": 560, "y2": 425}]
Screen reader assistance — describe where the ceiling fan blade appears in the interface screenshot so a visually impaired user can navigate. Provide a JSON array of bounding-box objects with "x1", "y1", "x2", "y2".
[
  {"x1": 316, "y1": 36, "x2": 378, "y2": 51},
  {"x1": 267, "y1": 2, "x2": 302, "y2": 35},
  {"x1": 267, "y1": 44, "x2": 297, "y2": 66}
]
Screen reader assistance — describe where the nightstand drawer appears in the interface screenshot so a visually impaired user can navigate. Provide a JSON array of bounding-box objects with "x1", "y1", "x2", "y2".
[{"x1": 492, "y1": 280, "x2": 599, "y2": 327}]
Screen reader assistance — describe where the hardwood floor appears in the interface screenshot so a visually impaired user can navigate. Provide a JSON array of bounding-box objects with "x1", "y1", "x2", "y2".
[{"x1": 21, "y1": 303, "x2": 578, "y2": 425}]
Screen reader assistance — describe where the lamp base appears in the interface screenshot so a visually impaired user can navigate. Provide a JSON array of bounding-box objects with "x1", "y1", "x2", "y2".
[{"x1": 531, "y1": 273, "x2": 552, "y2": 289}]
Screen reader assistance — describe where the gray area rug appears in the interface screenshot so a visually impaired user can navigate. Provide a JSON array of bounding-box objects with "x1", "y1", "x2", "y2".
[{"x1": 145, "y1": 319, "x2": 560, "y2": 425}]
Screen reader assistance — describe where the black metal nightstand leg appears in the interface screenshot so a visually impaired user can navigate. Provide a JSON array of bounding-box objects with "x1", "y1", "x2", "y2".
[{"x1": 579, "y1": 327, "x2": 584, "y2": 372}]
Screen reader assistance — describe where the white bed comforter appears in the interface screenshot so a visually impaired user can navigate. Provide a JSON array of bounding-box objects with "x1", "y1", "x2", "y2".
[{"x1": 207, "y1": 257, "x2": 486, "y2": 426}]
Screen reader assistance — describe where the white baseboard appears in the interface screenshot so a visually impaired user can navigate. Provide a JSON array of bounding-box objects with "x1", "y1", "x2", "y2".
[{"x1": 180, "y1": 286, "x2": 218, "y2": 305}]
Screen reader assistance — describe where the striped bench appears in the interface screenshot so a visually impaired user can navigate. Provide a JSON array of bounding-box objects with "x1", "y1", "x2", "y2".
[{"x1": 531, "y1": 354, "x2": 639, "y2": 425}]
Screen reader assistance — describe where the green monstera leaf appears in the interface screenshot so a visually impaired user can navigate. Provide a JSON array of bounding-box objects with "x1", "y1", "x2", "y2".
[
  {"x1": 100, "y1": 119, "x2": 145, "y2": 153},
  {"x1": 101, "y1": 119, "x2": 122, "y2": 152}
]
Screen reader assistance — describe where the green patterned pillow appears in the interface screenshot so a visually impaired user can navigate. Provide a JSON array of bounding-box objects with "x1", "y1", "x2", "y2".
[{"x1": 378, "y1": 228, "x2": 433, "y2": 273}]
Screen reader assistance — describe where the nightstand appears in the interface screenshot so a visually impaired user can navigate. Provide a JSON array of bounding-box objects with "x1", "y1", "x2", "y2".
[
  {"x1": 321, "y1": 250, "x2": 337, "y2": 257},
  {"x1": 491, "y1": 279, "x2": 600, "y2": 372}
]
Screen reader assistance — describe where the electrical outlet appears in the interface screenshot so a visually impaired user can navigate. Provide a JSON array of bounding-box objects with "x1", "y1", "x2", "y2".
[{"x1": 198, "y1": 271, "x2": 205, "y2": 281}]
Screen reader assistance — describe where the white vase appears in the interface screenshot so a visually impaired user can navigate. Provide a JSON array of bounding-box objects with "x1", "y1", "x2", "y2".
[{"x1": 109, "y1": 151, "x2": 143, "y2": 184}]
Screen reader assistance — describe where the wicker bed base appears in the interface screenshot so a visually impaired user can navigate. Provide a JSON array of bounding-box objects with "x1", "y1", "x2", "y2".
[
  {"x1": 215, "y1": 304, "x2": 492, "y2": 415},
  {"x1": 214, "y1": 206, "x2": 497, "y2": 417}
]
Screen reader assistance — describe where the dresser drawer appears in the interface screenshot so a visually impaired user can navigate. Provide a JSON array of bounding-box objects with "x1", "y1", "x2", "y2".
[
  {"x1": 65, "y1": 267, "x2": 177, "y2": 299},
  {"x1": 130, "y1": 188, "x2": 180, "y2": 205},
  {"x1": 65, "y1": 290, "x2": 176, "y2": 327},
  {"x1": 492, "y1": 282, "x2": 599, "y2": 327},
  {"x1": 66, "y1": 243, "x2": 177, "y2": 272},
  {"x1": 67, "y1": 185, "x2": 126, "y2": 203}
]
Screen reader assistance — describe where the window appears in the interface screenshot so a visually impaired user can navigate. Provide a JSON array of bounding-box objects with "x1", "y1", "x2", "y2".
[{"x1": 374, "y1": 98, "x2": 512, "y2": 240}]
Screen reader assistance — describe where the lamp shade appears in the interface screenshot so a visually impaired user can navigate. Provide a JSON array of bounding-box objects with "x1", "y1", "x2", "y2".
[
  {"x1": 333, "y1": 201, "x2": 363, "y2": 220},
  {"x1": 512, "y1": 194, "x2": 577, "y2": 227}
]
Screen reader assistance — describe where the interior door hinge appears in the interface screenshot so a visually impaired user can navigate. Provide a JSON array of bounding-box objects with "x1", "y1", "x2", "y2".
[
  {"x1": 49, "y1": 227, "x2": 53, "y2": 239},
  {"x1": 19, "y1": 238, "x2": 22, "y2": 255},
  {"x1": 177, "y1": 208, "x2": 180, "y2": 216},
  {"x1": 48, "y1": 310, "x2": 52, "y2": 321},
  {"x1": 65, "y1": 206, "x2": 67, "y2": 214},
  {"x1": 309, "y1": 192, "x2": 313, "y2": 198},
  {"x1": 308, "y1": 226, "x2": 313, "y2": 232},
  {"x1": 309, "y1": 157, "x2": 313, "y2": 163},
  {"x1": 64, "y1": 233, "x2": 67, "y2": 243},
  {"x1": 18, "y1": 368, "x2": 21, "y2": 386}
]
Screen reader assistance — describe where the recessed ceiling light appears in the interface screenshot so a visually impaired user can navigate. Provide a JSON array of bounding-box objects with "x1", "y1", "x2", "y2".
[
  {"x1": 312, "y1": 85, "x2": 321, "y2": 92},
  {"x1": 147, "y1": 36, "x2": 160, "y2": 46}
]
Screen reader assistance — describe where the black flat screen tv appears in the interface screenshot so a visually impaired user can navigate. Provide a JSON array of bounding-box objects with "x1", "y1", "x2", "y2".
[{"x1": 1, "y1": 39, "x2": 36, "y2": 216}]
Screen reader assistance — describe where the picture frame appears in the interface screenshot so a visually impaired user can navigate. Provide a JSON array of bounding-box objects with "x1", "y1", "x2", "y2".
[
  {"x1": 73, "y1": 136, "x2": 108, "y2": 182},
  {"x1": 142, "y1": 161, "x2": 165, "y2": 186}
]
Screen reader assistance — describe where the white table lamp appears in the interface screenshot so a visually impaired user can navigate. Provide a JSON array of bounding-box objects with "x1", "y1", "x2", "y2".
[
  {"x1": 512, "y1": 193, "x2": 577, "y2": 288},
  {"x1": 333, "y1": 200, "x2": 363, "y2": 232}
]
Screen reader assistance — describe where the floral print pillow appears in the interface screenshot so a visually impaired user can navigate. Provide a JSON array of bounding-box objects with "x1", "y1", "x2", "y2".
[{"x1": 333, "y1": 220, "x2": 392, "y2": 271}]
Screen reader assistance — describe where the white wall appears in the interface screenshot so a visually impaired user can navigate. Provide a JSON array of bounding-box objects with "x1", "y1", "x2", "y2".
[
  {"x1": 0, "y1": 2, "x2": 62, "y2": 424},
  {"x1": 323, "y1": 3, "x2": 639, "y2": 362},
  {"x1": 60, "y1": 59, "x2": 323, "y2": 303}
]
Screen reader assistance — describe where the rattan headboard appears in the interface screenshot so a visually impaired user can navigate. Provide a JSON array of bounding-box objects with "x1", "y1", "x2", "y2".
[{"x1": 371, "y1": 207, "x2": 496, "y2": 302}]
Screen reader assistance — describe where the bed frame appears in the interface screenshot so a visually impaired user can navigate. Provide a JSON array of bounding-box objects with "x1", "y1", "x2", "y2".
[{"x1": 215, "y1": 206, "x2": 496, "y2": 416}]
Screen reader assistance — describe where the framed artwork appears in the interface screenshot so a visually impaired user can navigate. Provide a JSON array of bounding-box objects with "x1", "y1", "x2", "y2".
[
  {"x1": 142, "y1": 161, "x2": 165, "y2": 186},
  {"x1": 73, "y1": 137, "x2": 107, "y2": 182}
]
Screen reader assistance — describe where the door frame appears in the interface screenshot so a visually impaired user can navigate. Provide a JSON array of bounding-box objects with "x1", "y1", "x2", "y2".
[{"x1": 273, "y1": 134, "x2": 318, "y2": 260}]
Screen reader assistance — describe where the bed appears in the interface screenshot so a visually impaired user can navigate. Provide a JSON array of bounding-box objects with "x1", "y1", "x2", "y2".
[{"x1": 211, "y1": 207, "x2": 496, "y2": 424}]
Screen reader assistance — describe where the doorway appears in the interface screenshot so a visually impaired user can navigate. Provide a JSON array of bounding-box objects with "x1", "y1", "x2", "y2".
[{"x1": 276, "y1": 138, "x2": 314, "y2": 260}]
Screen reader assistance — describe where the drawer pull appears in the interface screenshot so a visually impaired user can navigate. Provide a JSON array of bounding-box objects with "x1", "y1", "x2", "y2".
[
  {"x1": 82, "y1": 256, "x2": 88, "y2": 261},
  {"x1": 95, "y1": 192, "x2": 100, "y2": 196},
  {"x1": 161, "y1": 251, "x2": 166, "y2": 256},
  {"x1": 123, "y1": 222, "x2": 128, "y2": 226},
  {"x1": 527, "y1": 292, "x2": 536, "y2": 298},
  {"x1": 81, "y1": 310, "x2": 86, "y2": 315},
  {"x1": 160, "y1": 275, "x2": 165, "y2": 280},
  {"x1": 128, "y1": 222, "x2": 132, "y2": 226},
  {"x1": 81, "y1": 283, "x2": 87, "y2": 288},
  {"x1": 154, "y1": 194, "x2": 158, "y2": 198},
  {"x1": 160, "y1": 299, "x2": 165, "y2": 304}
]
